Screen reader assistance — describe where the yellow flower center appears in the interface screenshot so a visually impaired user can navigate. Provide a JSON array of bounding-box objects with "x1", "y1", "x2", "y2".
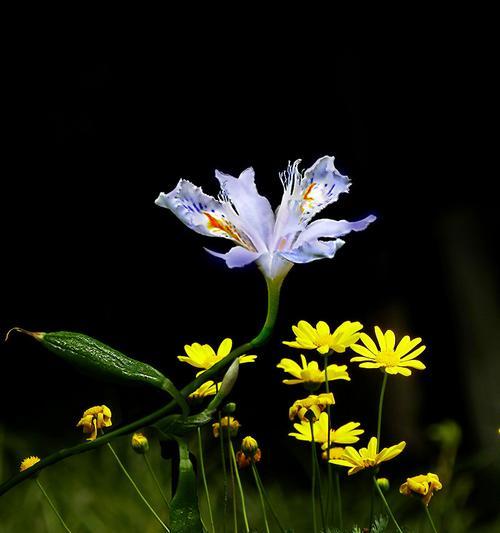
[{"x1": 376, "y1": 351, "x2": 400, "y2": 367}]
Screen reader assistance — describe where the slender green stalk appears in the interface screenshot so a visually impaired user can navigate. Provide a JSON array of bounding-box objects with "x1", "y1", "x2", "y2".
[
  {"x1": 1, "y1": 275, "x2": 283, "y2": 496},
  {"x1": 310, "y1": 435, "x2": 318, "y2": 533},
  {"x1": 309, "y1": 419, "x2": 327, "y2": 533},
  {"x1": 253, "y1": 463, "x2": 287, "y2": 533},
  {"x1": 376, "y1": 373, "x2": 388, "y2": 450},
  {"x1": 197, "y1": 428, "x2": 215, "y2": 533},
  {"x1": 35, "y1": 479, "x2": 72, "y2": 533},
  {"x1": 143, "y1": 454, "x2": 170, "y2": 509},
  {"x1": 373, "y1": 476, "x2": 403, "y2": 533},
  {"x1": 218, "y1": 412, "x2": 228, "y2": 532},
  {"x1": 334, "y1": 470, "x2": 343, "y2": 530},
  {"x1": 251, "y1": 462, "x2": 270, "y2": 533},
  {"x1": 229, "y1": 442, "x2": 250, "y2": 533},
  {"x1": 226, "y1": 430, "x2": 237, "y2": 533},
  {"x1": 106, "y1": 442, "x2": 169, "y2": 531},
  {"x1": 323, "y1": 354, "x2": 334, "y2": 527},
  {"x1": 424, "y1": 504, "x2": 439, "y2": 533}
]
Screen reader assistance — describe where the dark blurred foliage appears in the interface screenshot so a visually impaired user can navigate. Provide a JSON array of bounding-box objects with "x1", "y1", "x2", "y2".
[{"x1": 1, "y1": 21, "x2": 498, "y2": 530}]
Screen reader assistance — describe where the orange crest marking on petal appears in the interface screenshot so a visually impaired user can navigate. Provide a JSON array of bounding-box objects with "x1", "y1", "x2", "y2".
[{"x1": 203, "y1": 211, "x2": 254, "y2": 249}]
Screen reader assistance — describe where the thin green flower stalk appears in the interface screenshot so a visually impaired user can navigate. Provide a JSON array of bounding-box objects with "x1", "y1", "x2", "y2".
[
  {"x1": 143, "y1": 454, "x2": 170, "y2": 509},
  {"x1": 34, "y1": 478, "x2": 73, "y2": 533},
  {"x1": 310, "y1": 428, "x2": 318, "y2": 533},
  {"x1": 106, "y1": 442, "x2": 169, "y2": 531},
  {"x1": 334, "y1": 470, "x2": 343, "y2": 530},
  {"x1": 197, "y1": 427, "x2": 215, "y2": 533},
  {"x1": 323, "y1": 353, "x2": 335, "y2": 528},
  {"x1": 218, "y1": 411, "x2": 229, "y2": 532},
  {"x1": 226, "y1": 429, "x2": 238, "y2": 533},
  {"x1": 376, "y1": 373, "x2": 388, "y2": 451},
  {"x1": 309, "y1": 417, "x2": 327, "y2": 532},
  {"x1": 373, "y1": 476, "x2": 403, "y2": 533},
  {"x1": 424, "y1": 503, "x2": 439, "y2": 533},
  {"x1": 229, "y1": 441, "x2": 250, "y2": 533},
  {"x1": 251, "y1": 462, "x2": 271, "y2": 533},
  {"x1": 252, "y1": 463, "x2": 287, "y2": 533}
]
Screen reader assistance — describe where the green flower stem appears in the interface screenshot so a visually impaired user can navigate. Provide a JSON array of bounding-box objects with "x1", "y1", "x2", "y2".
[
  {"x1": 251, "y1": 462, "x2": 270, "y2": 533},
  {"x1": 252, "y1": 463, "x2": 287, "y2": 533},
  {"x1": 335, "y1": 470, "x2": 343, "y2": 530},
  {"x1": 373, "y1": 476, "x2": 403, "y2": 533},
  {"x1": 218, "y1": 413, "x2": 229, "y2": 532},
  {"x1": 323, "y1": 354, "x2": 333, "y2": 526},
  {"x1": 226, "y1": 431, "x2": 237, "y2": 533},
  {"x1": 143, "y1": 453, "x2": 170, "y2": 509},
  {"x1": 376, "y1": 373, "x2": 388, "y2": 450},
  {"x1": 229, "y1": 441, "x2": 250, "y2": 533},
  {"x1": 34, "y1": 478, "x2": 72, "y2": 533},
  {"x1": 309, "y1": 419, "x2": 327, "y2": 533},
  {"x1": 424, "y1": 503, "x2": 439, "y2": 533},
  {"x1": 0, "y1": 276, "x2": 282, "y2": 496},
  {"x1": 106, "y1": 442, "x2": 169, "y2": 531},
  {"x1": 310, "y1": 435, "x2": 318, "y2": 533},
  {"x1": 197, "y1": 427, "x2": 215, "y2": 533}
]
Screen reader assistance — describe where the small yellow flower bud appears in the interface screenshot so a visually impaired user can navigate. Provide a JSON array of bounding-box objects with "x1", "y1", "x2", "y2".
[
  {"x1": 19, "y1": 455, "x2": 41, "y2": 472},
  {"x1": 76, "y1": 405, "x2": 112, "y2": 441},
  {"x1": 212, "y1": 416, "x2": 241, "y2": 438},
  {"x1": 131, "y1": 432, "x2": 149, "y2": 454},
  {"x1": 241, "y1": 436, "x2": 259, "y2": 456},
  {"x1": 376, "y1": 477, "x2": 390, "y2": 492}
]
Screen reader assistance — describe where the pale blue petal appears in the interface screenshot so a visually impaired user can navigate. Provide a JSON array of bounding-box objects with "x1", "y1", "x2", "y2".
[
  {"x1": 280, "y1": 239, "x2": 345, "y2": 264},
  {"x1": 295, "y1": 215, "x2": 377, "y2": 247},
  {"x1": 205, "y1": 246, "x2": 261, "y2": 268},
  {"x1": 300, "y1": 155, "x2": 351, "y2": 222},
  {"x1": 155, "y1": 179, "x2": 256, "y2": 250},
  {"x1": 215, "y1": 167, "x2": 275, "y2": 251}
]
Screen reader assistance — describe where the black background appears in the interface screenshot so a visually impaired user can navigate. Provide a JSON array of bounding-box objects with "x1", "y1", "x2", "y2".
[{"x1": 1, "y1": 25, "x2": 498, "y2": 521}]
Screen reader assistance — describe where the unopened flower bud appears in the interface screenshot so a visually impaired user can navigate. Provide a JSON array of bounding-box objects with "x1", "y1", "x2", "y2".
[
  {"x1": 222, "y1": 402, "x2": 237, "y2": 415},
  {"x1": 376, "y1": 477, "x2": 390, "y2": 492},
  {"x1": 241, "y1": 436, "x2": 259, "y2": 456},
  {"x1": 131, "y1": 432, "x2": 149, "y2": 454}
]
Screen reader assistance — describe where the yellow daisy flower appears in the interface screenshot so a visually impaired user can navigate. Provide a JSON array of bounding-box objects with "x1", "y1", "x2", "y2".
[
  {"x1": 19, "y1": 455, "x2": 40, "y2": 472},
  {"x1": 400, "y1": 472, "x2": 442, "y2": 506},
  {"x1": 178, "y1": 338, "x2": 257, "y2": 376},
  {"x1": 283, "y1": 320, "x2": 363, "y2": 354},
  {"x1": 277, "y1": 354, "x2": 350, "y2": 390},
  {"x1": 188, "y1": 380, "x2": 221, "y2": 400},
  {"x1": 350, "y1": 326, "x2": 426, "y2": 376},
  {"x1": 76, "y1": 405, "x2": 112, "y2": 441},
  {"x1": 289, "y1": 412, "x2": 364, "y2": 447},
  {"x1": 322, "y1": 446, "x2": 346, "y2": 462},
  {"x1": 330, "y1": 436, "x2": 406, "y2": 475},
  {"x1": 289, "y1": 393, "x2": 335, "y2": 421}
]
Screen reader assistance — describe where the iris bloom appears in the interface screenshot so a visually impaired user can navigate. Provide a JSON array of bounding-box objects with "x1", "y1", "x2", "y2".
[
  {"x1": 76, "y1": 405, "x2": 112, "y2": 441},
  {"x1": 330, "y1": 436, "x2": 406, "y2": 475},
  {"x1": 400, "y1": 472, "x2": 442, "y2": 506},
  {"x1": 289, "y1": 392, "x2": 335, "y2": 421},
  {"x1": 188, "y1": 380, "x2": 221, "y2": 400},
  {"x1": 277, "y1": 354, "x2": 350, "y2": 390},
  {"x1": 283, "y1": 320, "x2": 363, "y2": 354},
  {"x1": 178, "y1": 338, "x2": 257, "y2": 376},
  {"x1": 156, "y1": 156, "x2": 376, "y2": 280},
  {"x1": 350, "y1": 327, "x2": 426, "y2": 376},
  {"x1": 19, "y1": 456, "x2": 40, "y2": 472},
  {"x1": 289, "y1": 412, "x2": 364, "y2": 448}
]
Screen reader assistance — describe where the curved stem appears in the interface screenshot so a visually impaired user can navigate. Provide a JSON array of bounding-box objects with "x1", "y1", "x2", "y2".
[
  {"x1": 1, "y1": 276, "x2": 282, "y2": 496},
  {"x1": 229, "y1": 442, "x2": 250, "y2": 533},
  {"x1": 376, "y1": 373, "x2": 388, "y2": 451},
  {"x1": 251, "y1": 462, "x2": 270, "y2": 533},
  {"x1": 143, "y1": 454, "x2": 170, "y2": 509},
  {"x1": 424, "y1": 504, "x2": 439, "y2": 533},
  {"x1": 373, "y1": 476, "x2": 403, "y2": 533},
  {"x1": 35, "y1": 479, "x2": 72, "y2": 533},
  {"x1": 106, "y1": 442, "x2": 169, "y2": 531},
  {"x1": 197, "y1": 428, "x2": 215, "y2": 533}
]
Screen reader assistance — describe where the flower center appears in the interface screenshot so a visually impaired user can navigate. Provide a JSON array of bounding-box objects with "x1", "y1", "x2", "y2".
[{"x1": 376, "y1": 351, "x2": 400, "y2": 367}]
